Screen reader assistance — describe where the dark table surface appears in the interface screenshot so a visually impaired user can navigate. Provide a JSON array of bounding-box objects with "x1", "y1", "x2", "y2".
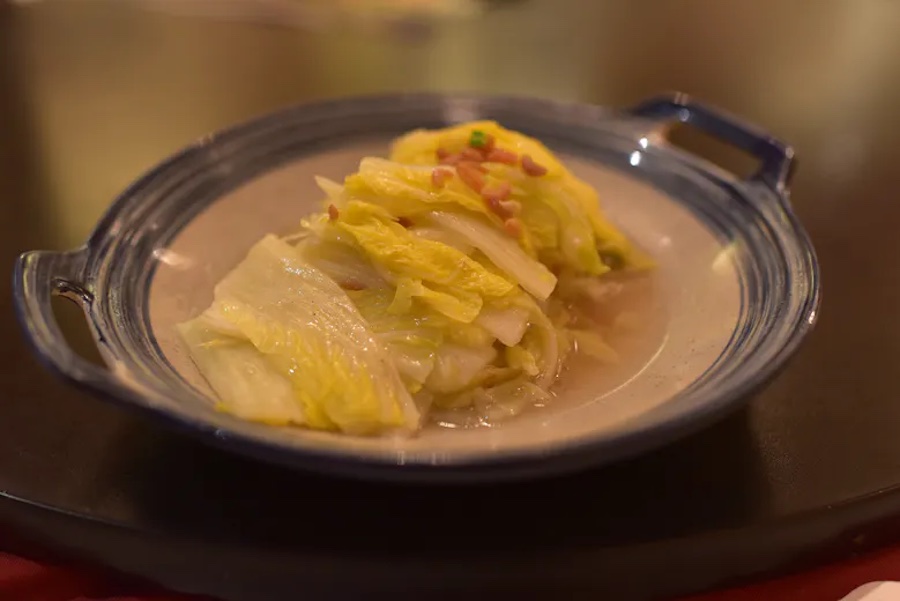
[{"x1": 2, "y1": 1, "x2": 900, "y2": 599}]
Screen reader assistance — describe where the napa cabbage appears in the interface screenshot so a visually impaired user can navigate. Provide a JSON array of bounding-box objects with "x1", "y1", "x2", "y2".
[
  {"x1": 178, "y1": 235, "x2": 419, "y2": 435},
  {"x1": 179, "y1": 120, "x2": 652, "y2": 436}
]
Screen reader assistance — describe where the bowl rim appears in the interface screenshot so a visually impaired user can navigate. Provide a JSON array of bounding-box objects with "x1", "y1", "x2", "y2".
[{"x1": 13, "y1": 92, "x2": 821, "y2": 482}]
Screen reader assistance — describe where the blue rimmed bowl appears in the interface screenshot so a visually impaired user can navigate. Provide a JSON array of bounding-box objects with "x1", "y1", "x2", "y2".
[{"x1": 13, "y1": 93, "x2": 819, "y2": 483}]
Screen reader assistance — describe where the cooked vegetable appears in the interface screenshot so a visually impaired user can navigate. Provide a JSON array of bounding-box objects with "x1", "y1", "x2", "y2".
[
  {"x1": 178, "y1": 235, "x2": 419, "y2": 435},
  {"x1": 427, "y1": 211, "x2": 556, "y2": 300},
  {"x1": 179, "y1": 121, "x2": 653, "y2": 436},
  {"x1": 469, "y1": 129, "x2": 490, "y2": 149}
]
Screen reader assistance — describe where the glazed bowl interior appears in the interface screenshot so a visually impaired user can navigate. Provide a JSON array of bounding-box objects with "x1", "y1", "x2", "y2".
[{"x1": 146, "y1": 137, "x2": 737, "y2": 459}]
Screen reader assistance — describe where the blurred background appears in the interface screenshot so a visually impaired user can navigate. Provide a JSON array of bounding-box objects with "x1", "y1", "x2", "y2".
[{"x1": 3, "y1": 0, "x2": 898, "y2": 249}]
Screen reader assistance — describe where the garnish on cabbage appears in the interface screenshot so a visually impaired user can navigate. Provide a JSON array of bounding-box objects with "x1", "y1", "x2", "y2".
[{"x1": 179, "y1": 121, "x2": 653, "y2": 436}]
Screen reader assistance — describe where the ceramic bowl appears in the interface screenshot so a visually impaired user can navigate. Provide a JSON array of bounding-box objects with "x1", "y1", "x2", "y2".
[{"x1": 13, "y1": 93, "x2": 820, "y2": 483}]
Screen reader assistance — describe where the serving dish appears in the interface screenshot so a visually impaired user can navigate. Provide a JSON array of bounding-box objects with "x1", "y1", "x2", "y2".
[{"x1": 12, "y1": 92, "x2": 819, "y2": 482}]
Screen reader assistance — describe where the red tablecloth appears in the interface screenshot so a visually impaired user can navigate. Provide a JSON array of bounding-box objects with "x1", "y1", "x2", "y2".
[{"x1": 3, "y1": 541, "x2": 900, "y2": 601}]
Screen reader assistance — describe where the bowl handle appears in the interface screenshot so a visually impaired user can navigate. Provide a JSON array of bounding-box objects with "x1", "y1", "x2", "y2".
[
  {"x1": 13, "y1": 248, "x2": 124, "y2": 395},
  {"x1": 629, "y1": 92, "x2": 795, "y2": 192}
]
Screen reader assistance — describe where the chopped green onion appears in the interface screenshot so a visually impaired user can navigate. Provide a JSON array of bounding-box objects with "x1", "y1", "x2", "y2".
[{"x1": 469, "y1": 130, "x2": 488, "y2": 148}]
